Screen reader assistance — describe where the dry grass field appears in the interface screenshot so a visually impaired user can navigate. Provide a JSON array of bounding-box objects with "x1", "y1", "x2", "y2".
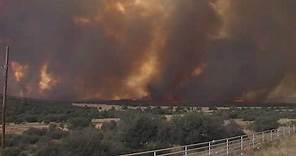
[
  {"x1": 254, "y1": 136, "x2": 296, "y2": 156},
  {"x1": 0, "y1": 123, "x2": 48, "y2": 134}
]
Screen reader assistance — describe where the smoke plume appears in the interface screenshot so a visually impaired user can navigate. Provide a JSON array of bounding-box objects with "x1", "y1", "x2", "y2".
[{"x1": 0, "y1": 0, "x2": 295, "y2": 102}]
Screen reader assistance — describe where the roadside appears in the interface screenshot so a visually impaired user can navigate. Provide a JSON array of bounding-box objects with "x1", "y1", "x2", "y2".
[{"x1": 254, "y1": 136, "x2": 296, "y2": 156}]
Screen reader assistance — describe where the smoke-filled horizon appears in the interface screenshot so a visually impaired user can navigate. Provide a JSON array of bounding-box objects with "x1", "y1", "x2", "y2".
[{"x1": 0, "y1": 0, "x2": 295, "y2": 102}]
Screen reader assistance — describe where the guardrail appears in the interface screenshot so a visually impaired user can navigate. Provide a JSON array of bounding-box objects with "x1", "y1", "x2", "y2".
[{"x1": 120, "y1": 126, "x2": 296, "y2": 156}]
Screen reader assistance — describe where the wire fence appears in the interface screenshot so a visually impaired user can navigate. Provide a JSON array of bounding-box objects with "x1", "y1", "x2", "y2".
[{"x1": 120, "y1": 126, "x2": 296, "y2": 156}]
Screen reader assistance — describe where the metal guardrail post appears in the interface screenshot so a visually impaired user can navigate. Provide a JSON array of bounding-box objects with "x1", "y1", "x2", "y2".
[
  {"x1": 209, "y1": 141, "x2": 211, "y2": 156},
  {"x1": 226, "y1": 139, "x2": 229, "y2": 156},
  {"x1": 240, "y1": 136, "x2": 243, "y2": 151},
  {"x1": 252, "y1": 134, "x2": 255, "y2": 149},
  {"x1": 120, "y1": 127, "x2": 293, "y2": 156}
]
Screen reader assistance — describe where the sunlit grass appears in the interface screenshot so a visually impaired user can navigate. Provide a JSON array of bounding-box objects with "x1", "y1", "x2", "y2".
[{"x1": 255, "y1": 136, "x2": 296, "y2": 156}]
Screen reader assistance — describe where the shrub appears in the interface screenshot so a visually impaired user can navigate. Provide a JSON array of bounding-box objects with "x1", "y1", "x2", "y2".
[
  {"x1": 68, "y1": 117, "x2": 90, "y2": 129},
  {"x1": 2, "y1": 147, "x2": 25, "y2": 156},
  {"x1": 23, "y1": 128, "x2": 47, "y2": 136},
  {"x1": 252, "y1": 116, "x2": 280, "y2": 132},
  {"x1": 121, "y1": 105, "x2": 128, "y2": 110},
  {"x1": 21, "y1": 134, "x2": 40, "y2": 144},
  {"x1": 6, "y1": 135, "x2": 22, "y2": 147},
  {"x1": 101, "y1": 120, "x2": 117, "y2": 131},
  {"x1": 47, "y1": 128, "x2": 68, "y2": 140},
  {"x1": 171, "y1": 113, "x2": 244, "y2": 145},
  {"x1": 123, "y1": 115, "x2": 161, "y2": 148},
  {"x1": 61, "y1": 128, "x2": 115, "y2": 156},
  {"x1": 175, "y1": 106, "x2": 186, "y2": 113},
  {"x1": 23, "y1": 114, "x2": 39, "y2": 122},
  {"x1": 35, "y1": 144, "x2": 63, "y2": 156}
]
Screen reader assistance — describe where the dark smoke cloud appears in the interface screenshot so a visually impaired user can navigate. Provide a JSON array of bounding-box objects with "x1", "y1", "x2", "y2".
[
  {"x1": 0, "y1": 0, "x2": 295, "y2": 101},
  {"x1": 224, "y1": 0, "x2": 296, "y2": 100},
  {"x1": 149, "y1": 0, "x2": 296, "y2": 101},
  {"x1": 0, "y1": 0, "x2": 160, "y2": 99},
  {"x1": 179, "y1": 39, "x2": 284, "y2": 101},
  {"x1": 148, "y1": 0, "x2": 220, "y2": 100}
]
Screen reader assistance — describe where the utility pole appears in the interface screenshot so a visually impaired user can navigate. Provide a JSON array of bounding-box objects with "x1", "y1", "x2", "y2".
[{"x1": 1, "y1": 46, "x2": 9, "y2": 149}]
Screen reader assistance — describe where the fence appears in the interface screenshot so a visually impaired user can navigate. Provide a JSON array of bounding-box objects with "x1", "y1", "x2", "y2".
[{"x1": 120, "y1": 126, "x2": 296, "y2": 156}]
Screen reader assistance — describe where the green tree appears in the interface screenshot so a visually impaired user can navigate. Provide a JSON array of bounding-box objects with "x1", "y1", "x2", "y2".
[
  {"x1": 68, "y1": 117, "x2": 90, "y2": 129},
  {"x1": 252, "y1": 116, "x2": 279, "y2": 132},
  {"x1": 171, "y1": 113, "x2": 244, "y2": 145},
  {"x1": 2, "y1": 147, "x2": 25, "y2": 156},
  {"x1": 61, "y1": 128, "x2": 116, "y2": 156},
  {"x1": 123, "y1": 115, "x2": 161, "y2": 148}
]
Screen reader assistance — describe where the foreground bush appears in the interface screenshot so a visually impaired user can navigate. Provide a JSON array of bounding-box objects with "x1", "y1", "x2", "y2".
[
  {"x1": 4, "y1": 112, "x2": 245, "y2": 156},
  {"x1": 171, "y1": 113, "x2": 244, "y2": 145},
  {"x1": 2, "y1": 147, "x2": 25, "y2": 156},
  {"x1": 252, "y1": 115, "x2": 280, "y2": 132},
  {"x1": 35, "y1": 128, "x2": 119, "y2": 156}
]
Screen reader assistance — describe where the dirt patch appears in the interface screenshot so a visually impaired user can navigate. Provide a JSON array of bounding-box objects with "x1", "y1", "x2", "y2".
[{"x1": 0, "y1": 123, "x2": 48, "y2": 135}]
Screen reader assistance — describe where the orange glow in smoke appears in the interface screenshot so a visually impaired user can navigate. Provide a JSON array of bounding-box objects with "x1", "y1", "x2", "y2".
[
  {"x1": 73, "y1": 17, "x2": 92, "y2": 26},
  {"x1": 39, "y1": 64, "x2": 58, "y2": 91},
  {"x1": 192, "y1": 63, "x2": 206, "y2": 77},
  {"x1": 126, "y1": 54, "x2": 157, "y2": 97},
  {"x1": 73, "y1": 0, "x2": 170, "y2": 41},
  {"x1": 126, "y1": 19, "x2": 167, "y2": 98},
  {"x1": 116, "y1": 2, "x2": 126, "y2": 13},
  {"x1": 11, "y1": 61, "x2": 28, "y2": 82}
]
